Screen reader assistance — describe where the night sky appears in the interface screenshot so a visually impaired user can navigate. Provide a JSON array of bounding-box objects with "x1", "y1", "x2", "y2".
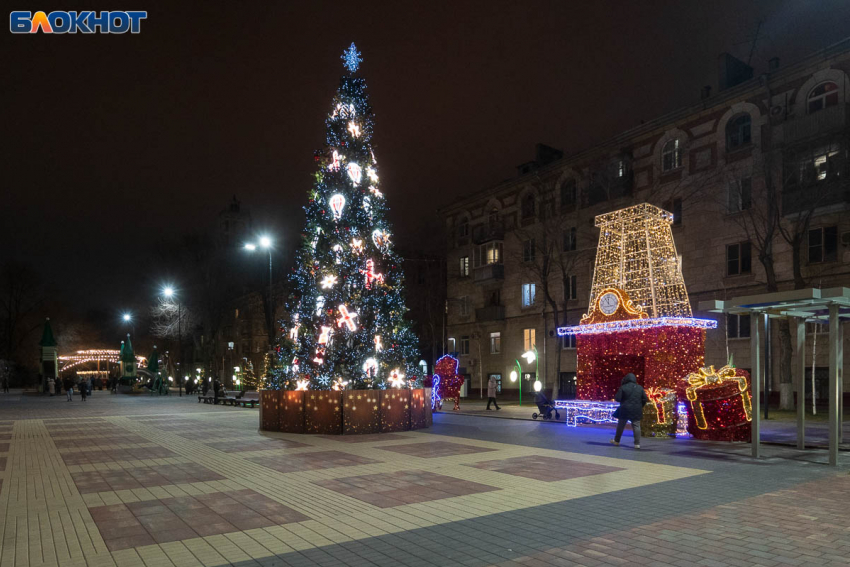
[{"x1": 5, "y1": 0, "x2": 850, "y2": 317}]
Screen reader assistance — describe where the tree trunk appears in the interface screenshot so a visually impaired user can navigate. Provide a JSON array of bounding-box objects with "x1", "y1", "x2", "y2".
[
  {"x1": 777, "y1": 318, "x2": 794, "y2": 410},
  {"x1": 791, "y1": 237, "x2": 806, "y2": 290}
]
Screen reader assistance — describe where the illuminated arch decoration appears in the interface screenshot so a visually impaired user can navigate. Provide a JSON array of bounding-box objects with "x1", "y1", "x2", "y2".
[
  {"x1": 59, "y1": 349, "x2": 147, "y2": 373},
  {"x1": 557, "y1": 203, "x2": 717, "y2": 428}
]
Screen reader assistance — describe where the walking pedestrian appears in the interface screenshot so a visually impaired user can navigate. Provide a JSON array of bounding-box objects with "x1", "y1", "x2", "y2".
[
  {"x1": 78, "y1": 378, "x2": 87, "y2": 402},
  {"x1": 610, "y1": 372, "x2": 649, "y2": 449},
  {"x1": 48, "y1": 377, "x2": 55, "y2": 396},
  {"x1": 64, "y1": 376, "x2": 73, "y2": 401},
  {"x1": 486, "y1": 375, "x2": 501, "y2": 410}
]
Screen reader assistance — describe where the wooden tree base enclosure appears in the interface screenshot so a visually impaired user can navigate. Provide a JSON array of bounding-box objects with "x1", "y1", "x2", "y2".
[{"x1": 259, "y1": 389, "x2": 432, "y2": 434}]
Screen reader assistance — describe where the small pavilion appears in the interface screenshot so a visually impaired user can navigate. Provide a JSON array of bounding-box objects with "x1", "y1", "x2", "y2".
[{"x1": 700, "y1": 287, "x2": 849, "y2": 466}]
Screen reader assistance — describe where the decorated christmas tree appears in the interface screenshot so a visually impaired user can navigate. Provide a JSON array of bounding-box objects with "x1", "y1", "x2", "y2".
[{"x1": 273, "y1": 43, "x2": 419, "y2": 391}]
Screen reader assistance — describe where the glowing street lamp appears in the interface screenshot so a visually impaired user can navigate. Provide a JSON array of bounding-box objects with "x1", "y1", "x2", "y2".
[
  {"x1": 245, "y1": 235, "x2": 276, "y2": 350},
  {"x1": 123, "y1": 313, "x2": 131, "y2": 322},
  {"x1": 161, "y1": 286, "x2": 182, "y2": 396}
]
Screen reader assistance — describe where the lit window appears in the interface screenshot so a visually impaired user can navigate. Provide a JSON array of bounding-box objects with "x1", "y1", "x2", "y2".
[
  {"x1": 661, "y1": 139, "x2": 682, "y2": 172},
  {"x1": 726, "y1": 242, "x2": 752, "y2": 276},
  {"x1": 617, "y1": 159, "x2": 627, "y2": 178},
  {"x1": 725, "y1": 114, "x2": 752, "y2": 150},
  {"x1": 807, "y1": 82, "x2": 839, "y2": 114},
  {"x1": 562, "y1": 334, "x2": 576, "y2": 349},
  {"x1": 808, "y1": 226, "x2": 838, "y2": 264},
  {"x1": 473, "y1": 242, "x2": 503, "y2": 267},
  {"x1": 459, "y1": 336, "x2": 470, "y2": 355},
  {"x1": 459, "y1": 256, "x2": 469, "y2": 277},
  {"x1": 447, "y1": 337, "x2": 456, "y2": 352},
  {"x1": 521, "y1": 283, "x2": 536, "y2": 307},
  {"x1": 523, "y1": 328, "x2": 536, "y2": 351},
  {"x1": 489, "y1": 332, "x2": 501, "y2": 354},
  {"x1": 523, "y1": 239, "x2": 536, "y2": 262}
]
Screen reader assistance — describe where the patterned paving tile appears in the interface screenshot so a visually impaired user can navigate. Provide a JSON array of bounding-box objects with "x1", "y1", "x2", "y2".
[
  {"x1": 0, "y1": 443, "x2": 9, "y2": 452},
  {"x1": 47, "y1": 427, "x2": 131, "y2": 438},
  {"x1": 72, "y1": 463, "x2": 225, "y2": 493},
  {"x1": 0, "y1": 433, "x2": 11, "y2": 440},
  {"x1": 314, "y1": 470, "x2": 499, "y2": 508},
  {"x1": 89, "y1": 488, "x2": 309, "y2": 551},
  {"x1": 376, "y1": 441, "x2": 497, "y2": 459},
  {"x1": 60, "y1": 446, "x2": 177, "y2": 466},
  {"x1": 248, "y1": 450, "x2": 379, "y2": 473},
  {"x1": 466, "y1": 455, "x2": 624, "y2": 482},
  {"x1": 176, "y1": 429, "x2": 243, "y2": 440},
  {"x1": 58, "y1": 435, "x2": 149, "y2": 449},
  {"x1": 0, "y1": 425, "x2": 12, "y2": 433},
  {"x1": 204, "y1": 438, "x2": 309, "y2": 453},
  {"x1": 321, "y1": 433, "x2": 409, "y2": 443},
  {"x1": 0, "y1": 457, "x2": 6, "y2": 471}
]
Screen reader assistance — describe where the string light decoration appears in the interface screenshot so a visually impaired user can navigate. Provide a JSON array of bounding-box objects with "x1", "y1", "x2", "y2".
[
  {"x1": 553, "y1": 400, "x2": 618, "y2": 427},
  {"x1": 557, "y1": 204, "x2": 715, "y2": 403},
  {"x1": 266, "y1": 42, "x2": 419, "y2": 392},
  {"x1": 589, "y1": 204, "x2": 691, "y2": 318},
  {"x1": 432, "y1": 355, "x2": 463, "y2": 411},
  {"x1": 642, "y1": 387, "x2": 679, "y2": 437},
  {"x1": 685, "y1": 365, "x2": 752, "y2": 441},
  {"x1": 388, "y1": 368, "x2": 406, "y2": 388},
  {"x1": 59, "y1": 349, "x2": 146, "y2": 372}
]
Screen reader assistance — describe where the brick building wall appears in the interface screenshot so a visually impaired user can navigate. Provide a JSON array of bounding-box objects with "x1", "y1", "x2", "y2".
[{"x1": 441, "y1": 40, "x2": 850, "y2": 400}]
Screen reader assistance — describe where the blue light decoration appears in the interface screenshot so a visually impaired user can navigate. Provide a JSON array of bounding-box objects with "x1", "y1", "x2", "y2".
[
  {"x1": 554, "y1": 400, "x2": 619, "y2": 427},
  {"x1": 557, "y1": 317, "x2": 717, "y2": 336},
  {"x1": 341, "y1": 42, "x2": 363, "y2": 73},
  {"x1": 430, "y1": 375, "x2": 441, "y2": 411},
  {"x1": 676, "y1": 401, "x2": 689, "y2": 437}
]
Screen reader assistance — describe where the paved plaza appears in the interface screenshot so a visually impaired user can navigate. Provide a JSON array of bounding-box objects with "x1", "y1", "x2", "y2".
[{"x1": 0, "y1": 392, "x2": 849, "y2": 567}]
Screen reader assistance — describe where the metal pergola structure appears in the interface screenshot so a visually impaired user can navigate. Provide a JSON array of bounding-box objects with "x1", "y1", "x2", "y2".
[{"x1": 699, "y1": 287, "x2": 850, "y2": 466}]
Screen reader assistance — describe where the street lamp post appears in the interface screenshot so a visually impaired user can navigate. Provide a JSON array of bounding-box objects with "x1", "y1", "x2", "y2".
[
  {"x1": 163, "y1": 287, "x2": 182, "y2": 396},
  {"x1": 245, "y1": 236, "x2": 274, "y2": 349},
  {"x1": 122, "y1": 313, "x2": 136, "y2": 338}
]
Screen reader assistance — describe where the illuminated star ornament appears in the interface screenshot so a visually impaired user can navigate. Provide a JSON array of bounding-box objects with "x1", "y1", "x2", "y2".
[
  {"x1": 295, "y1": 379, "x2": 310, "y2": 391},
  {"x1": 320, "y1": 275, "x2": 338, "y2": 289},
  {"x1": 341, "y1": 42, "x2": 363, "y2": 73},
  {"x1": 388, "y1": 369, "x2": 406, "y2": 388}
]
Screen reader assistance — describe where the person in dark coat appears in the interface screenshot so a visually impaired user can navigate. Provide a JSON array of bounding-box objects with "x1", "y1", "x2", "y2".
[
  {"x1": 64, "y1": 376, "x2": 74, "y2": 401},
  {"x1": 610, "y1": 373, "x2": 648, "y2": 449}
]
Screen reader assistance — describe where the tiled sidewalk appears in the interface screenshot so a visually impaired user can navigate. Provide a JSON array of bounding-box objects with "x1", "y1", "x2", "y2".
[{"x1": 0, "y1": 392, "x2": 846, "y2": 566}]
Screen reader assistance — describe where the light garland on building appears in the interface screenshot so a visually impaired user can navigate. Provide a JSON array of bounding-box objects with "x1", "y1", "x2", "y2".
[{"x1": 558, "y1": 317, "x2": 716, "y2": 336}]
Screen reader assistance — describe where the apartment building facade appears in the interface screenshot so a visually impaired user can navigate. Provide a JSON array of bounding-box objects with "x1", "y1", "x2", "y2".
[{"x1": 441, "y1": 41, "x2": 850, "y2": 402}]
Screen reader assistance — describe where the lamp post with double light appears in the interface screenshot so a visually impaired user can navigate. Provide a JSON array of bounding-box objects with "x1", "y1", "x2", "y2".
[
  {"x1": 162, "y1": 286, "x2": 182, "y2": 396},
  {"x1": 245, "y1": 236, "x2": 275, "y2": 349}
]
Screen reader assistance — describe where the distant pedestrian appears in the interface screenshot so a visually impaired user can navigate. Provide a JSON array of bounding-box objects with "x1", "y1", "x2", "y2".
[
  {"x1": 78, "y1": 379, "x2": 87, "y2": 402},
  {"x1": 48, "y1": 377, "x2": 55, "y2": 396},
  {"x1": 2, "y1": 376, "x2": 8, "y2": 393},
  {"x1": 610, "y1": 373, "x2": 648, "y2": 449},
  {"x1": 486, "y1": 375, "x2": 501, "y2": 410},
  {"x1": 64, "y1": 376, "x2": 73, "y2": 401},
  {"x1": 213, "y1": 380, "x2": 221, "y2": 405}
]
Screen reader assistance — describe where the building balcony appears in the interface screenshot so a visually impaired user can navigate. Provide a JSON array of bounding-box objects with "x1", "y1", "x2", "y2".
[
  {"x1": 473, "y1": 221, "x2": 505, "y2": 244},
  {"x1": 473, "y1": 263, "x2": 504, "y2": 283},
  {"x1": 475, "y1": 305, "x2": 505, "y2": 321},
  {"x1": 778, "y1": 104, "x2": 848, "y2": 146}
]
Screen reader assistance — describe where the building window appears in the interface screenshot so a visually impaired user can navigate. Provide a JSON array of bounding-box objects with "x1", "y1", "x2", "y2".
[
  {"x1": 447, "y1": 337, "x2": 456, "y2": 352},
  {"x1": 459, "y1": 296, "x2": 470, "y2": 316},
  {"x1": 459, "y1": 256, "x2": 469, "y2": 277},
  {"x1": 488, "y1": 208, "x2": 500, "y2": 225},
  {"x1": 728, "y1": 177, "x2": 752, "y2": 212},
  {"x1": 727, "y1": 314, "x2": 751, "y2": 339},
  {"x1": 808, "y1": 226, "x2": 838, "y2": 264},
  {"x1": 661, "y1": 139, "x2": 682, "y2": 172},
  {"x1": 725, "y1": 114, "x2": 752, "y2": 150},
  {"x1": 523, "y1": 239, "x2": 536, "y2": 262},
  {"x1": 489, "y1": 332, "x2": 501, "y2": 354},
  {"x1": 564, "y1": 275, "x2": 577, "y2": 300},
  {"x1": 726, "y1": 242, "x2": 752, "y2": 276},
  {"x1": 487, "y1": 288, "x2": 501, "y2": 306},
  {"x1": 807, "y1": 82, "x2": 839, "y2": 114},
  {"x1": 521, "y1": 193, "x2": 536, "y2": 219},
  {"x1": 796, "y1": 144, "x2": 844, "y2": 185},
  {"x1": 663, "y1": 198, "x2": 682, "y2": 225},
  {"x1": 459, "y1": 336, "x2": 470, "y2": 355},
  {"x1": 616, "y1": 159, "x2": 627, "y2": 178},
  {"x1": 560, "y1": 179, "x2": 577, "y2": 209},
  {"x1": 563, "y1": 227, "x2": 577, "y2": 251},
  {"x1": 473, "y1": 242, "x2": 503, "y2": 267},
  {"x1": 457, "y1": 217, "x2": 469, "y2": 239},
  {"x1": 561, "y1": 334, "x2": 576, "y2": 349},
  {"x1": 523, "y1": 328, "x2": 536, "y2": 351},
  {"x1": 521, "y1": 283, "x2": 536, "y2": 307}
]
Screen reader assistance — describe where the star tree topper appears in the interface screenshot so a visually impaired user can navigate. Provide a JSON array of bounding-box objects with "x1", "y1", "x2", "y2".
[{"x1": 341, "y1": 42, "x2": 362, "y2": 73}]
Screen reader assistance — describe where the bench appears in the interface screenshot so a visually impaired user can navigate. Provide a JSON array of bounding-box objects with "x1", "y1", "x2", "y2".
[
  {"x1": 234, "y1": 391, "x2": 260, "y2": 408},
  {"x1": 198, "y1": 395, "x2": 214, "y2": 404},
  {"x1": 219, "y1": 391, "x2": 245, "y2": 406}
]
